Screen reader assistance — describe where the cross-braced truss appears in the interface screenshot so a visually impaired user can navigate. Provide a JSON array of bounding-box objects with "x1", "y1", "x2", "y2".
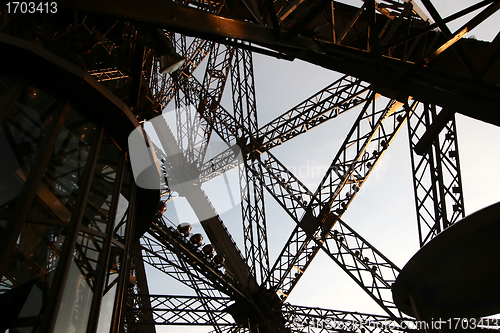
[
  {"x1": 51, "y1": 0, "x2": 500, "y2": 331},
  {"x1": 407, "y1": 105, "x2": 465, "y2": 247}
]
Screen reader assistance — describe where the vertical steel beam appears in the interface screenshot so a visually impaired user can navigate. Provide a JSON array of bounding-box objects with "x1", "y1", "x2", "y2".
[
  {"x1": 39, "y1": 125, "x2": 104, "y2": 333},
  {"x1": 127, "y1": 244, "x2": 157, "y2": 332},
  {"x1": 154, "y1": 219, "x2": 224, "y2": 333},
  {"x1": 231, "y1": 47, "x2": 270, "y2": 286},
  {"x1": 86, "y1": 151, "x2": 127, "y2": 333},
  {"x1": 111, "y1": 178, "x2": 138, "y2": 333},
  {"x1": 407, "y1": 104, "x2": 465, "y2": 247}
]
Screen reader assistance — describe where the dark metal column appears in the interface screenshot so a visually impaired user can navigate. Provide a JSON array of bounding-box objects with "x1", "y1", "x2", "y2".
[
  {"x1": 0, "y1": 101, "x2": 70, "y2": 278},
  {"x1": 39, "y1": 125, "x2": 104, "y2": 333},
  {"x1": 126, "y1": 243, "x2": 157, "y2": 332},
  {"x1": 111, "y1": 178, "x2": 138, "y2": 333},
  {"x1": 86, "y1": 151, "x2": 127, "y2": 333}
]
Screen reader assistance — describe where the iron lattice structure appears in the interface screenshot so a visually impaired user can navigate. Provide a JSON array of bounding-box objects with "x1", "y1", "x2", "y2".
[
  {"x1": 112, "y1": 0, "x2": 497, "y2": 331},
  {"x1": 5, "y1": 0, "x2": 500, "y2": 331}
]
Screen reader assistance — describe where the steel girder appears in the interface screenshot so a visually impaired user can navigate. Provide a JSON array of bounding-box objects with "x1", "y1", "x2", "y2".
[
  {"x1": 149, "y1": 114, "x2": 258, "y2": 293},
  {"x1": 170, "y1": 41, "x2": 232, "y2": 166},
  {"x1": 150, "y1": 218, "x2": 228, "y2": 333},
  {"x1": 127, "y1": 295, "x2": 418, "y2": 332},
  {"x1": 407, "y1": 105, "x2": 465, "y2": 247},
  {"x1": 283, "y1": 303, "x2": 416, "y2": 332},
  {"x1": 232, "y1": 47, "x2": 270, "y2": 286},
  {"x1": 178, "y1": 43, "x2": 234, "y2": 167},
  {"x1": 263, "y1": 96, "x2": 417, "y2": 317},
  {"x1": 237, "y1": 156, "x2": 269, "y2": 287},
  {"x1": 148, "y1": 0, "x2": 223, "y2": 112},
  {"x1": 200, "y1": 146, "x2": 242, "y2": 183},
  {"x1": 152, "y1": 67, "x2": 406, "y2": 326},
  {"x1": 141, "y1": 221, "x2": 246, "y2": 300},
  {"x1": 257, "y1": 75, "x2": 372, "y2": 152},
  {"x1": 48, "y1": 0, "x2": 493, "y2": 330},
  {"x1": 198, "y1": 73, "x2": 373, "y2": 179},
  {"x1": 184, "y1": 69, "x2": 445, "y2": 315},
  {"x1": 145, "y1": 110, "x2": 287, "y2": 331},
  {"x1": 140, "y1": 43, "x2": 468, "y2": 329},
  {"x1": 133, "y1": 295, "x2": 234, "y2": 326},
  {"x1": 125, "y1": 245, "x2": 157, "y2": 333},
  {"x1": 89, "y1": 68, "x2": 129, "y2": 82},
  {"x1": 190, "y1": 66, "x2": 414, "y2": 318},
  {"x1": 149, "y1": 35, "x2": 213, "y2": 112},
  {"x1": 66, "y1": 0, "x2": 500, "y2": 126}
]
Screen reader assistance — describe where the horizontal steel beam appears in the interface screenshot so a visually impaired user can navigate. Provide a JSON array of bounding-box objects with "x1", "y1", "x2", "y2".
[
  {"x1": 284, "y1": 303, "x2": 414, "y2": 332},
  {"x1": 66, "y1": 0, "x2": 500, "y2": 126},
  {"x1": 131, "y1": 295, "x2": 234, "y2": 326}
]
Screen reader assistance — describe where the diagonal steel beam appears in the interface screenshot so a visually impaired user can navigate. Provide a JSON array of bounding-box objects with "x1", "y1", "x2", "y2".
[
  {"x1": 375, "y1": 0, "x2": 431, "y2": 22},
  {"x1": 315, "y1": 218, "x2": 403, "y2": 318},
  {"x1": 188, "y1": 68, "x2": 414, "y2": 317},
  {"x1": 171, "y1": 43, "x2": 235, "y2": 168},
  {"x1": 257, "y1": 75, "x2": 371, "y2": 152},
  {"x1": 149, "y1": 114, "x2": 259, "y2": 293},
  {"x1": 266, "y1": 96, "x2": 417, "y2": 309},
  {"x1": 149, "y1": 218, "x2": 227, "y2": 332},
  {"x1": 199, "y1": 146, "x2": 242, "y2": 183},
  {"x1": 141, "y1": 221, "x2": 248, "y2": 300},
  {"x1": 195, "y1": 75, "x2": 372, "y2": 186},
  {"x1": 173, "y1": 42, "x2": 232, "y2": 165},
  {"x1": 423, "y1": 1, "x2": 500, "y2": 64}
]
